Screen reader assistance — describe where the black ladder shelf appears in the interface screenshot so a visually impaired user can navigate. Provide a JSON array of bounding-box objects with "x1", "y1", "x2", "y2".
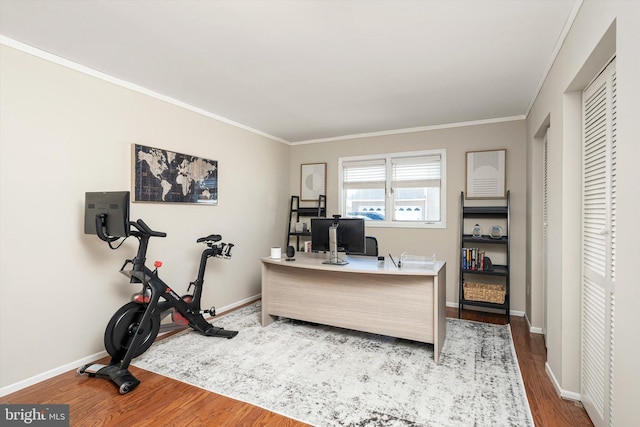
[
  {"x1": 286, "y1": 195, "x2": 326, "y2": 250},
  {"x1": 458, "y1": 190, "x2": 510, "y2": 322}
]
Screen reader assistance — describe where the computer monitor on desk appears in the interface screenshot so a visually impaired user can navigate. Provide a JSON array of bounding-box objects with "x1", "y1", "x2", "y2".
[{"x1": 311, "y1": 216, "x2": 365, "y2": 265}]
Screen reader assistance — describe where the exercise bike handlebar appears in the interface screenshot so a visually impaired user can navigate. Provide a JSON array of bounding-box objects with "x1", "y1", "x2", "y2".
[
  {"x1": 130, "y1": 219, "x2": 167, "y2": 238},
  {"x1": 128, "y1": 220, "x2": 232, "y2": 256}
]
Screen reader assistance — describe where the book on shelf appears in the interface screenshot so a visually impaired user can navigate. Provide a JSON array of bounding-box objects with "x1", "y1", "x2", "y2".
[{"x1": 461, "y1": 247, "x2": 486, "y2": 271}]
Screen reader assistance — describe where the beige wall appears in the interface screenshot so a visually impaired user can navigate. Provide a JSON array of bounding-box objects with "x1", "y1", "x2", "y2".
[
  {"x1": 526, "y1": 1, "x2": 640, "y2": 423},
  {"x1": 0, "y1": 45, "x2": 290, "y2": 389},
  {"x1": 289, "y1": 120, "x2": 527, "y2": 314}
]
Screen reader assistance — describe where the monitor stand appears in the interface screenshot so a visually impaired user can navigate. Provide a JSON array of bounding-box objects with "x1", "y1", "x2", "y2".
[{"x1": 323, "y1": 224, "x2": 348, "y2": 265}]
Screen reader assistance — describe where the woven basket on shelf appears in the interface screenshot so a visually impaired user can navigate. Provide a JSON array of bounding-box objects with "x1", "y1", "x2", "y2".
[{"x1": 463, "y1": 282, "x2": 505, "y2": 304}]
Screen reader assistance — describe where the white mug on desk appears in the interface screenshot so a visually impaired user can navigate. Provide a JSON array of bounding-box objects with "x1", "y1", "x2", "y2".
[{"x1": 270, "y1": 247, "x2": 281, "y2": 259}]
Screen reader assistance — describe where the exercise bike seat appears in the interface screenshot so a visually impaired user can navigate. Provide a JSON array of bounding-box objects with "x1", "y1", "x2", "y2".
[{"x1": 197, "y1": 234, "x2": 222, "y2": 244}]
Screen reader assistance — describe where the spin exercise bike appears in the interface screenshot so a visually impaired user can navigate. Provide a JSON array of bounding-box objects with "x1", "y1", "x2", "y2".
[{"x1": 79, "y1": 192, "x2": 238, "y2": 394}]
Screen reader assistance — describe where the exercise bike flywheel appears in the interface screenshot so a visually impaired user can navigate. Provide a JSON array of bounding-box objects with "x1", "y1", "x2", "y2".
[{"x1": 104, "y1": 302, "x2": 160, "y2": 359}]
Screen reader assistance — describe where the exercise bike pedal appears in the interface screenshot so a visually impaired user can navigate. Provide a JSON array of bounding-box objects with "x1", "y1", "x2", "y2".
[{"x1": 77, "y1": 363, "x2": 106, "y2": 376}]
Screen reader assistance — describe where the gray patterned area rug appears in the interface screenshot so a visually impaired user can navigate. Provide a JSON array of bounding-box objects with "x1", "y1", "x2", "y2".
[{"x1": 133, "y1": 302, "x2": 533, "y2": 426}]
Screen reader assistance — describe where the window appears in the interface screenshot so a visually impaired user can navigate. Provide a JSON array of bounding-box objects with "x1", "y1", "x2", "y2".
[{"x1": 339, "y1": 149, "x2": 446, "y2": 228}]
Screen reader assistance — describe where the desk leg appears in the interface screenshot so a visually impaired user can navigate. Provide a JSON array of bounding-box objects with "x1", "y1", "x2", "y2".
[
  {"x1": 433, "y1": 266, "x2": 447, "y2": 364},
  {"x1": 262, "y1": 312, "x2": 276, "y2": 326},
  {"x1": 261, "y1": 263, "x2": 276, "y2": 326}
]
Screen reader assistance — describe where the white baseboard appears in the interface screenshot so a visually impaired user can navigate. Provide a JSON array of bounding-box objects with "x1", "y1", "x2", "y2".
[
  {"x1": 524, "y1": 312, "x2": 545, "y2": 334},
  {"x1": 216, "y1": 294, "x2": 261, "y2": 315},
  {"x1": 0, "y1": 350, "x2": 108, "y2": 397},
  {"x1": 0, "y1": 293, "x2": 262, "y2": 397},
  {"x1": 545, "y1": 362, "x2": 582, "y2": 401},
  {"x1": 446, "y1": 301, "x2": 524, "y2": 317}
]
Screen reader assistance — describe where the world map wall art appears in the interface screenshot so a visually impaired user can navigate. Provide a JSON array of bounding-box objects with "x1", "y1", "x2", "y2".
[{"x1": 132, "y1": 144, "x2": 218, "y2": 205}]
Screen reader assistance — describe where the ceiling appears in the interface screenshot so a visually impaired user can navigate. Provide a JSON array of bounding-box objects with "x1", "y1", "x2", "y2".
[{"x1": 0, "y1": 0, "x2": 580, "y2": 143}]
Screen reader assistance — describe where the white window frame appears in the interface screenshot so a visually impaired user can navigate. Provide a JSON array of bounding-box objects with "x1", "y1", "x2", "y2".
[{"x1": 339, "y1": 149, "x2": 446, "y2": 229}]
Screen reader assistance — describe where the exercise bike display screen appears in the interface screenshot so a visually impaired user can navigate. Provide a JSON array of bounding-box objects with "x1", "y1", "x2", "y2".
[{"x1": 84, "y1": 191, "x2": 131, "y2": 238}]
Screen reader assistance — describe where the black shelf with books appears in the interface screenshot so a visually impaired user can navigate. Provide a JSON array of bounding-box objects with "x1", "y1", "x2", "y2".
[
  {"x1": 459, "y1": 191, "x2": 510, "y2": 322},
  {"x1": 286, "y1": 195, "x2": 326, "y2": 250}
]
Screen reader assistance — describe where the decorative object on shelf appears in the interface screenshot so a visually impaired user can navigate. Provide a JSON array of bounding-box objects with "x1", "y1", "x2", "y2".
[
  {"x1": 472, "y1": 224, "x2": 483, "y2": 237},
  {"x1": 300, "y1": 163, "x2": 326, "y2": 201},
  {"x1": 132, "y1": 144, "x2": 218, "y2": 205},
  {"x1": 484, "y1": 256, "x2": 494, "y2": 271},
  {"x1": 465, "y1": 149, "x2": 506, "y2": 199},
  {"x1": 489, "y1": 225, "x2": 504, "y2": 239}
]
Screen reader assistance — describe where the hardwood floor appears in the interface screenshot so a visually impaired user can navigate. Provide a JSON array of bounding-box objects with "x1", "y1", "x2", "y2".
[
  {"x1": 2, "y1": 306, "x2": 593, "y2": 426},
  {"x1": 455, "y1": 308, "x2": 593, "y2": 427}
]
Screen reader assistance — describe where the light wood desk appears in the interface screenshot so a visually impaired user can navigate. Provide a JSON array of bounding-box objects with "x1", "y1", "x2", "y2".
[{"x1": 261, "y1": 252, "x2": 446, "y2": 363}]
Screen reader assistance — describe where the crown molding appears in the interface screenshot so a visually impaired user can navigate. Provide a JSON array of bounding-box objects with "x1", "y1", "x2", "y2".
[
  {"x1": 291, "y1": 115, "x2": 526, "y2": 145},
  {"x1": 0, "y1": 36, "x2": 290, "y2": 145}
]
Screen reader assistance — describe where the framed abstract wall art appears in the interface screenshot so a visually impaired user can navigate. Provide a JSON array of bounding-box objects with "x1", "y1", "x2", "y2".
[
  {"x1": 132, "y1": 144, "x2": 218, "y2": 205},
  {"x1": 465, "y1": 149, "x2": 507, "y2": 199},
  {"x1": 300, "y1": 162, "x2": 326, "y2": 201}
]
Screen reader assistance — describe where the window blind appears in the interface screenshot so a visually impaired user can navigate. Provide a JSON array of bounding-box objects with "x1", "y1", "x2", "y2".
[
  {"x1": 391, "y1": 155, "x2": 441, "y2": 188},
  {"x1": 342, "y1": 159, "x2": 386, "y2": 190}
]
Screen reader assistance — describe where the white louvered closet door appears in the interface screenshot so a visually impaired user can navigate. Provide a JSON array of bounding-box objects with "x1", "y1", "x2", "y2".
[
  {"x1": 542, "y1": 131, "x2": 549, "y2": 338},
  {"x1": 581, "y1": 57, "x2": 616, "y2": 427}
]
